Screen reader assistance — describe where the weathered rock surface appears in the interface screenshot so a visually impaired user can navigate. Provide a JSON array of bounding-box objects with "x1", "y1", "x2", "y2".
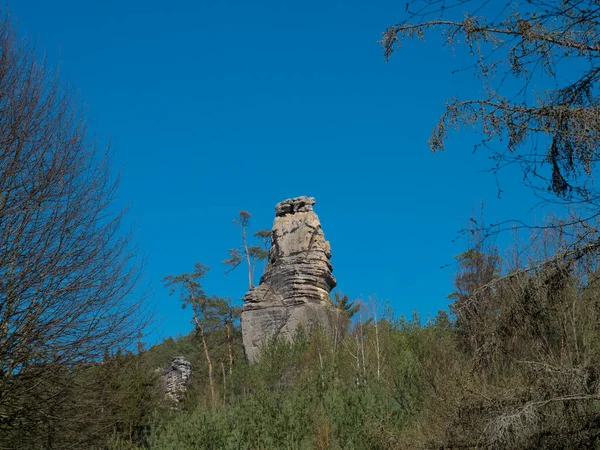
[
  {"x1": 241, "y1": 196, "x2": 338, "y2": 362},
  {"x1": 162, "y1": 356, "x2": 191, "y2": 402}
]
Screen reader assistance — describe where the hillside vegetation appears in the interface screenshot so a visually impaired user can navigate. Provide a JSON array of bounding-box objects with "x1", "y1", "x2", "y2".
[
  {"x1": 15, "y1": 230, "x2": 600, "y2": 449},
  {"x1": 5, "y1": 0, "x2": 600, "y2": 448}
]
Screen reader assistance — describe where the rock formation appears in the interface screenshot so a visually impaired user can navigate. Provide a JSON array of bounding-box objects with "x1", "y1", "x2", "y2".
[
  {"x1": 241, "y1": 196, "x2": 338, "y2": 362},
  {"x1": 162, "y1": 356, "x2": 192, "y2": 403}
]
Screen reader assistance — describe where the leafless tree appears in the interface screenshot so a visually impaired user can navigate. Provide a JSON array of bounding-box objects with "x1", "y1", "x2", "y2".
[
  {"x1": 383, "y1": 0, "x2": 600, "y2": 263},
  {"x1": 382, "y1": 4, "x2": 600, "y2": 445},
  {"x1": 0, "y1": 12, "x2": 147, "y2": 446}
]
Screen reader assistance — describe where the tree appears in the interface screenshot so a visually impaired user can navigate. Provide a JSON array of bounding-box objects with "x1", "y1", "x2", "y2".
[
  {"x1": 85, "y1": 346, "x2": 160, "y2": 448},
  {"x1": 224, "y1": 211, "x2": 270, "y2": 289},
  {"x1": 442, "y1": 230, "x2": 600, "y2": 448},
  {"x1": 383, "y1": 4, "x2": 600, "y2": 445},
  {"x1": 224, "y1": 211, "x2": 254, "y2": 289},
  {"x1": 449, "y1": 247, "x2": 500, "y2": 356},
  {"x1": 163, "y1": 263, "x2": 239, "y2": 406},
  {"x1": 332, "y1": 292, "x2": 361, "y2": 324},
  {"x1": 254, "y1": 228, "x2": 272, "y2": 272},
  {"x1": 196, "y1": 294, "x2": 240, "y2": 379},
  {"x1": 218, "y1": 298, "x2": 241, "y2": 377},
  {"x1": 383, "y1": 0, "x2": 600, "y2": 262},
  {"x1": 163, "y1": 263, "x2": 214, "y2": 404},
  {"x1": 0, "y1": 12, "x2": 147, "y2": 447},
  {"x1": 448, "y1": 211, "x2": 501, "y2": 358}
]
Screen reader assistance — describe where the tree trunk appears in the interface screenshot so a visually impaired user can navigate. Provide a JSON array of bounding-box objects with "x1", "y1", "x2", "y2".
[
  {"x1": 194, "y1": 316, "x2": 215, "y2": 406},
  {"x1": 226, "y1": 320, "x2": 233, "y2": 376},
  {"x1": 243, "y1": 226, "x2": 253, "y2": 289}
]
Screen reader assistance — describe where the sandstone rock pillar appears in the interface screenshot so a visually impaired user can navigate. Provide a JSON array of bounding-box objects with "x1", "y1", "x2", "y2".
[
  {"x1": 162, "y1": 356, "x2": 192, "y2": 403},
  {"x1": 241, "y1": 196, "x2": 338, "y2": 362}
]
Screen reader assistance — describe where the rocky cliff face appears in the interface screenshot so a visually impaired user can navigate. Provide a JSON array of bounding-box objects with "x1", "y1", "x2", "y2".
[
  {"x1": 241, "y1": 196, "x2": 338, "y2": 362},
  {"x1": 162, "y1": 356, "x2": 192, "y2": 403}
]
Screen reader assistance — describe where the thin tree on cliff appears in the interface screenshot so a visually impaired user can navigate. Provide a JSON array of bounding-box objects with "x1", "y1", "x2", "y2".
[
  {"x1": 224, "y1": 211, "x2": 270, "y2": 289},
  {"x1": 254, "y1": 228, "x2": 272, "y2": 272},
  {"x1": 383, "y1": 0, "x2": 600, "y2": 262},
  {"x1": 0, "y1": 12, "x2": 147, "y2": 447},
  {"x1": 163, "y1": 264, "x2": 239, "y2": 405}
]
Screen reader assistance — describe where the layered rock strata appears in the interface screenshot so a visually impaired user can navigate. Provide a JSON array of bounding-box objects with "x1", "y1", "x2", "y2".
[
  {"x1": 163, "y1": 356, "x2": 192, "y2": 403},
  {"x1": 241, "y1": 196, "x2": 338, "y2": 362}
]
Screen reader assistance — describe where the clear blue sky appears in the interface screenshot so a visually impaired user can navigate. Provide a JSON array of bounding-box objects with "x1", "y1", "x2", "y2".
[{"x1": 12, "y1": 0, "x2": 539, "y2": 343}]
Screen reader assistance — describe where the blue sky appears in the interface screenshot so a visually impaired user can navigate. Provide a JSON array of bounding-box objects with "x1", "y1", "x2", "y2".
[{"x1": 12, "y1": 0, "x2": 541, "y2": 343}]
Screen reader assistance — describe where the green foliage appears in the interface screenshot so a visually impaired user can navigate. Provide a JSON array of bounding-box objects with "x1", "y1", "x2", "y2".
[
  {"x1": 225, "y1": 211, "x2": 271, "y2": 288},
  {"x1": 0, "y1": 348, "x2": 163, "y2": 449},
  {"x1": 9, "y1": 216, "x2": 600, "y2": 449},
  {"x1": 332, "y1": 292, "x2": 361, "y2": 320},
  {"x1": 15, "y1": 259, "x2": 600, "y2": 449},
  {"x1": 162, "y1": 262, "x2": 209, "y2": 308},
  {"x1": 162, "y1": 264, "x2": 238, "y2": 335},
  {"x1": 145, "y1": 320, "x2": 437, "y2": 450}
]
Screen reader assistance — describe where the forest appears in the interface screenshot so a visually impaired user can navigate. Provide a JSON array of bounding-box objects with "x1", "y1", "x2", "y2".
[{"x1": 4, "y1": 0, "x2": 600, "y2": 449}]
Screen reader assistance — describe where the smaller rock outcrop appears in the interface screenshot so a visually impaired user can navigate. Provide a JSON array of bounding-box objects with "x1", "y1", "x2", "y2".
[
  {"x1": 162, "y1": 356, "x2": 191, "y2": 403},
  {"x1": 241, "y1": 196, "x2": 338, "y2": 362}
]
